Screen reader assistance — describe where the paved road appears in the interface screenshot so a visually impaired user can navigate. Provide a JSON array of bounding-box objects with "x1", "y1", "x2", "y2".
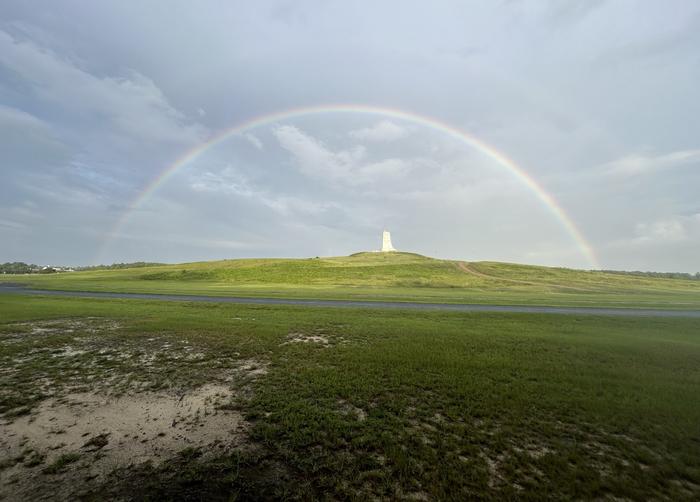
[{"x1": 1, "y1": 283, "x2": 699, "y2": 317}]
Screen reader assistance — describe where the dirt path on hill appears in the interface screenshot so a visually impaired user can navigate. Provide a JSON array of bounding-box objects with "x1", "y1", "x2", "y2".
[
  {"x1": 454, "y1": 262, "x2": 595, "y2": 292},
  {"x1": 455, "y1": 262, "x2": 537, "y2": 285}
]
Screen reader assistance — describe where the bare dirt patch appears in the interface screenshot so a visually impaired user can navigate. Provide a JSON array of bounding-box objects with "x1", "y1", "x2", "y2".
[
  {"x1": 283, "y1": 332, "x2": 330, "y2": 346},
  {"x1": 0, "y1": 384, "x2": 249, "y2": 500},
  {"x1": 1, "y1": 318, "x2": 271, "y2": 419},
  {"x1": 232, "y1": 358, "x2": 269, "y2": 378},
  {"x1": 3, "y1": 318, "x2": 122, "y2": 339},
  {"x1": 281, "y1": 330, "x2": 348, "y2": 348},
  {"x1": 337, "y1": 399, "x2": 367, "y2": 422},
  {"x1": 0, "y1": 317, "x2": 273, "y2": 500}
]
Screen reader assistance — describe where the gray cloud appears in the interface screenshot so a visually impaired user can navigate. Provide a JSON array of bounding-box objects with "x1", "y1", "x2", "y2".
[
  {"x1": 349, "y1": 121, "x2": 407, "y2": 142},
  {"x1": 0, "y1": 29, "x2": 206, "y2": 146},
  {"x1": 602, "y1": 150, "x2": 700, "y2": 176},
  {"x1": 242, "y1": 133, "x2": 264, "y2": 151}
]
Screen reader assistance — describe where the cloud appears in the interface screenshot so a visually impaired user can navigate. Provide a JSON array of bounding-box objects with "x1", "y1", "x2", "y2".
[
  {"x1": 545, "y1": 0, "x2": 607, "y2": 25},
  {"x1": 600, "y1": 214, "x2": 700, "y2": 271},
  {"x1": 606, "y1": 216, "x2": 692, "y2": 254},
  {"x1": 188, "y1": 166, "x2": 339, "y2": 218},
  {"x1": 0, "y1": 28, "x2": 211, "y2": 264},
  {"x1": 243, "y1": 133, "x2": 264, "y2": 150},
  {"x1": 0, "y1": 104, "x2": 49, "y2": 130},
  {"x1": 190, "y1": 167, "x2": 255, "y2": 197},
  {"x1": 634, "y1": 219, "x2": 687, "y2": 242},
  {"x1": 0, "y1": 104, "x2": 68, "y2": 162},
  {"x1": 349, "y1": 120, "x2": 407, "y2": 142},
  {"x1": 593, "y1": 13, "x2": 700, "y2": 68},
  {"x1": 106, "y1": 229, "x2": 264, "y2": 251},
  {"x1": 0, "y1": 29, "x2": 206, "y2": 146},
  {"x1": 274, "y1": 125, "x2": 415, "y2": 186},
  {"x1": 0, "y1": 218, "x2": 27, "y2": 230},
  {"x1": 360, "y1": 158, "x2": 408, "y2": 178},
  {"x1": 262, "y1": 196, "x2": 340, "y2": 218},
  {"x1": 602, "y1": 149, "x2": 700, "y2": 176},
  {"x1": 273, "y1": 125, "x2": 364, "y2": 182}
]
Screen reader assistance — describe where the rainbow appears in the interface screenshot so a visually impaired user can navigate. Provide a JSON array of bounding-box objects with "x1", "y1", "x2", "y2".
[{"x1": 101, "y1": 104, "x2": 599, "y2": 268}]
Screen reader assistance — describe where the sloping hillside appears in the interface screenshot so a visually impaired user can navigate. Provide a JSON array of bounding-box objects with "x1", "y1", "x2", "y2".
[{"x1": 3, "y1": 252, "x2": 699, "y2": 308}]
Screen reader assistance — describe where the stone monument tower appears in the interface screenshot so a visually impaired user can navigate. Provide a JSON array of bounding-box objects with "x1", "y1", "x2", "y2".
[{"x1": 381, "y1": 230, "x2": 397, "y2": 252}]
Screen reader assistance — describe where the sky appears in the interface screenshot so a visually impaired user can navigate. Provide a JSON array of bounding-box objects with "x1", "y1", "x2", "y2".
[{"x1": 1, "y1": 0, "x2": 699, "y2": 271}]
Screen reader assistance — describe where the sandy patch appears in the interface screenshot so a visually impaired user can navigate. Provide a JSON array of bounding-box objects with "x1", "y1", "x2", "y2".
[
  {"x1": 512, "y1": 443, "x2": 552, "y2": 460},
  {"x1": 478, "y1": 450, "x2": 511, "y2": 489},
  {"x1": 281, "y1": 329, "x2": 349, "y2": 348},
  {"x1": 0, "y1": 317, "x2": 273, "y2": 499},
  {"x1": 282, "y1": 332, "x2": 330, "y2": 346},
  {"x1": 49, "y1": 346, "x2": 88, "y2": 358},
  {"x1": 337, "y1": 400, "x2": 367, "y2": 422},
  {"x1": 234, "y1": 358, "x2": 269, "y2": 378},
  {"x1": 0, "y1": 384, "x2": 247, "y2": 500},
  {"x1": 1, "y1": 316, "x2": 270, "y2": 416},
  {"x1": 4, "y1": 318, "x2": 122, "y2": 339}
]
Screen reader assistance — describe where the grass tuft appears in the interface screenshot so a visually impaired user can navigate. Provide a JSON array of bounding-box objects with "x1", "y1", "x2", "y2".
[{"x1": 42, "y1": 453, "x2": 81, "y2": 474}]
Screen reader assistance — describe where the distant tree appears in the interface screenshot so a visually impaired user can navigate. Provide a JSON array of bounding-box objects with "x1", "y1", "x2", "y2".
[
  {"x1": 0, "y1": 262, "x2": 40, "y2": 274},
  {"x1": 75, "y1": 262, "x2": 164, "y2": 271},
  {"x1": 599, "y1": 269, "x2": 700, "y2": 281}
]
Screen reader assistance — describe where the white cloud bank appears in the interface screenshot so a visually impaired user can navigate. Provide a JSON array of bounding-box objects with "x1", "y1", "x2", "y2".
[
  {"x1": 349, "y1": 120, "x2": 407, "y2": 142},
  {"x1": 602, "y1": 149, "x2": 700, "y2": 176},
  {"x1": 273, "y1": 125, "x2": 414, "y2": 186},
  {"x1": 634, "y1": 219, "x2": 687, "y2": 242}
]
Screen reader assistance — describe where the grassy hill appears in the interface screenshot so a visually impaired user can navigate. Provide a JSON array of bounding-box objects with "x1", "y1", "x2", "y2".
[{"x1": 3, "y1": 252, "x2": 700, "y2": 308}]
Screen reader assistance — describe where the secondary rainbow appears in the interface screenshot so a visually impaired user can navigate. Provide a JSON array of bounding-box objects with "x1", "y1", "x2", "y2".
[{"x1": 102, "y1": 104, "x2": 599, "y2": 268}]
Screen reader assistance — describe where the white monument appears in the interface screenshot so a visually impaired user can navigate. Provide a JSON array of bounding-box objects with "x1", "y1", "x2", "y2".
[{"x1": 381, "y1": 230, "x2": 397, "y2": 252}]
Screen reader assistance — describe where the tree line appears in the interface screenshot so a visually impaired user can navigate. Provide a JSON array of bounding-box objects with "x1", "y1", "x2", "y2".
[
  {"x1": 599, "y1": 269, "x2": 700, "y2": 281},
  {"x1": 74, "y1": 262, "x2": 163, "y2": 271},
  {"x1": 1, "y1": 261, "x2": 162, "y2": 274},
  {"x1": 0, "y1": 262, "x2": 43, "y2": 274}
]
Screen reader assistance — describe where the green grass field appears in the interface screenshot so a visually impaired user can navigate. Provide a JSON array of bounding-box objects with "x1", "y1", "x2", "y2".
[
  {"x1": 1, "y1": 294, "x2": 699, "y2": 500},
  {"x1": 3, "y1": 252, "x2": 700, "y2": 309}
]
